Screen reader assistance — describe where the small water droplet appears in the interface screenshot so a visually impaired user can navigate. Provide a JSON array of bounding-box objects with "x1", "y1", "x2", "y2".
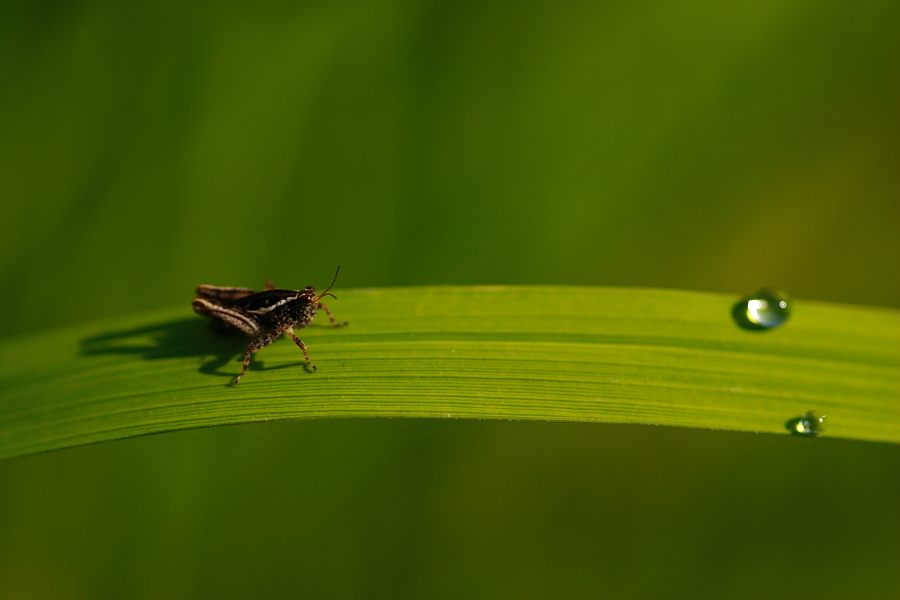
[
  {"x1": 786, "y1": 411, "x2": 826, "y2": 436},
  {"x1": 732, "y1": 288, "x2": 791, "y2": 330}
]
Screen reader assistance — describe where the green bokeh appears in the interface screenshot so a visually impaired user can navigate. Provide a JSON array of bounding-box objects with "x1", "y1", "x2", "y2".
[{"x1": 1, "y1": 1, "x2": 899, "y2": 598}]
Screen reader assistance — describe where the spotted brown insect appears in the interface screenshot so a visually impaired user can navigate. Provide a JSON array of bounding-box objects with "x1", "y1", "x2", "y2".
[{"x1": 192, "y1": 266, "x2": 347, "y2": 385}]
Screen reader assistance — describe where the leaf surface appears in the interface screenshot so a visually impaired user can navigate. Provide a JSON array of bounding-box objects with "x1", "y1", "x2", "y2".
[{"x1": 1, "y1": 286, "x2": 897, "y2": 459}]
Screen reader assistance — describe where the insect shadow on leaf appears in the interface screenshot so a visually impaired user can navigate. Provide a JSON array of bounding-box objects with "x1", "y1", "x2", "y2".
[{"x1": 80, "y1": 318, "x2": 244, "y2": 377}]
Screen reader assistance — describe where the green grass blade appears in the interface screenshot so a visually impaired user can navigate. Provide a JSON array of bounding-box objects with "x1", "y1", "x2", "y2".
[{"x1": 1, "y1": 286, "x2": 897, "y2": 459}]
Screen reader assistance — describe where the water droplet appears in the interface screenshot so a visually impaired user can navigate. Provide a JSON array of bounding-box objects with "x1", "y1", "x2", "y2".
[
  {"x1": 732, "y1": 288, "x2": 791, "y2": 330},
  {"x1": 786, "y1": 411, "x2": 826, "y2": 436}
]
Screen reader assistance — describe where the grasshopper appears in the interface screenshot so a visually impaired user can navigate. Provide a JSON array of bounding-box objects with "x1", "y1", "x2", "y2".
[{"x1": 192, "y1": 266, "x2": 346, "y2": 385}]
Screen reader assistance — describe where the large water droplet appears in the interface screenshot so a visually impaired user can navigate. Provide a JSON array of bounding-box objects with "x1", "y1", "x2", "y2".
[
  {"x1": 786, "y1": 412, "x2": 826, "y2": 436},
  {"x1": 732, "y1": 288, "x2": 791, "y2": 330}
]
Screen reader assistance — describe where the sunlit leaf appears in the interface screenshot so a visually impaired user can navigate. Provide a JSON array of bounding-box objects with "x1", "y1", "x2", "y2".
[{"x1": 1, "y1": 286, "x2": 897, "y2": 459}]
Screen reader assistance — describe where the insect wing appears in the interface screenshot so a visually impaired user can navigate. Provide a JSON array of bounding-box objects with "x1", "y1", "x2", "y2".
[
  {"x1": 234, "y1": 289, "x2": 302, "y2": 315},
  {"x1": 195, "y1": 285, "x2": 260, "y2": 302}
]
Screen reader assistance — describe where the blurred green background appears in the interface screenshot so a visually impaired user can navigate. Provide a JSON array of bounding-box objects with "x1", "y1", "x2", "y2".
[{"x1": 1, "y1": 1, "x2": 899, "y2": 598}]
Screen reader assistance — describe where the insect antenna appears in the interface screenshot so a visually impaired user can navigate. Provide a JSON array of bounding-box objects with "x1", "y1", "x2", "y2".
[{"x1": 315, "y1": 265, "x2": 341, "y2": 301}]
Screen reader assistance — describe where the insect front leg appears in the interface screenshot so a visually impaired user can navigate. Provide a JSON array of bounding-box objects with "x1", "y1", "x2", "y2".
[
  {"x1": 286, "y1": 329, "x2": 317, "y2": 371},
  {"x1": 317, "y1": 302, "x2": 348, "y2": 327},
  {"x1": 233, "y1": 332, "x2": 280, "y2": 385}
]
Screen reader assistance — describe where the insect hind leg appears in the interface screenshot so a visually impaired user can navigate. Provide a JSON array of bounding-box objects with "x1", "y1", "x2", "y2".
[{"x1": 232, "y1": 332, "x2": 280, "y2": 385}]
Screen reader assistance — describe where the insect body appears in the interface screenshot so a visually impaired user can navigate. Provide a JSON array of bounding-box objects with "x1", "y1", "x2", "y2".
[{"x1": 192, "y1": 266, "x2": 347, "y2": 385}]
